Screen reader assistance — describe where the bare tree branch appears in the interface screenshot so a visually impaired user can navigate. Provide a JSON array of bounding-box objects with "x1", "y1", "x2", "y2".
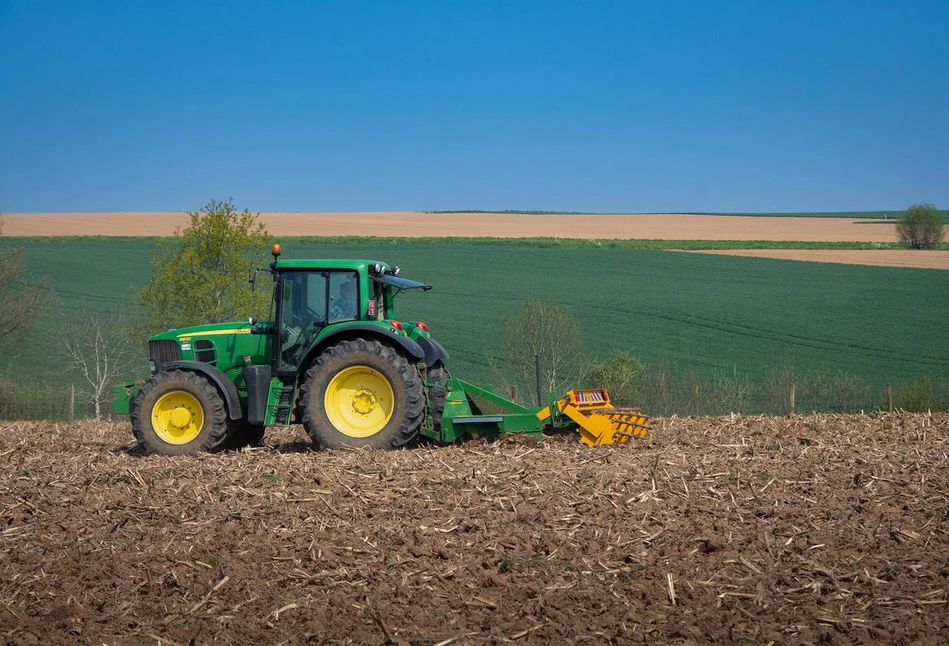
[
  {"x1": 497, "y1": 299, "x2": 588, "y2": 405},
  {"x1": 61, "y1": 306, "x2": 135, "y2": 420}
]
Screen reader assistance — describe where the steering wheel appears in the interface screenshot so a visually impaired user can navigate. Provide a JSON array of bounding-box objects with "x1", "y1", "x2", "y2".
[
  {"x1": 282, "y1": 324, "x2": 302, "y2": 347},
  {"x1": 305, "y1": 316, "x2": 324, "y2": 344}
]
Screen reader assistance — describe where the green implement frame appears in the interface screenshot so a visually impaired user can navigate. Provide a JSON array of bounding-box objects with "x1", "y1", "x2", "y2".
[
  {"x1": 422, "y1": 378, "x2": 649, "y2": 447},
  {"x1": 423, "y1": 378, "x2": 548, "y2": 443}
]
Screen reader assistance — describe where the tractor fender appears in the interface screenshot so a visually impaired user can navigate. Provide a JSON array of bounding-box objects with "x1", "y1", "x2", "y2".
[
  {"x1": 303, "y1": 324, "x2": 425, "y2": 373},
  {"x1": 414, "y1": 336, "x2": 449, "y2": 367},
  {"x1": 162, "y1": 360, "x2": 243, "y2": 420}
]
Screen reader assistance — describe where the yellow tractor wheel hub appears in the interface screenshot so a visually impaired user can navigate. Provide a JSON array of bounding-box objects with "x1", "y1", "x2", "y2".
[
  {"x1": 325, "y1": 366, "x2": 394, "y2": 438},
  {"x1": 152, "y1": 391, "x2": 205, "y2": 445}
]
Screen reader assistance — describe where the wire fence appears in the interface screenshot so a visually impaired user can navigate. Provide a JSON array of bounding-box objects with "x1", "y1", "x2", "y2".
[
  {"x1": 3, "y1": 365, "x2": 948, "y2": 423},
  {"x1": 601, "y1": 365, "x2": 949, "y2": 417},
  {"x1": 0, "y1": 379, "x2": 119, "y2": 422}
]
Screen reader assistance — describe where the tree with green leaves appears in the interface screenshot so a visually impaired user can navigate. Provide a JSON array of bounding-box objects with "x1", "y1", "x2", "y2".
[
  {"x1": 134, "y1": 199, "x2": 271, "y2": 340},
  {"x1": 587, "y1": 351, "x2": 647, "y2": 407},
  {"x1": 0, "y1": 213, "x2": 55, "y2": 352},
  {"x1": 896, "y1": 202, "x2": 945, "y2": 249}
]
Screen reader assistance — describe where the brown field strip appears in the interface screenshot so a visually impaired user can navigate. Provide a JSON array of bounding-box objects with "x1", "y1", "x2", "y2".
[
  {"x1": 2, "y1": 211, "x2": 899, "y2": 242},
  {"x1": 680, "y1": 249, "x2": 949, "y2": 270},
  {"x1": 1, "y1": 414, "x2": 947, "y2": 644}
]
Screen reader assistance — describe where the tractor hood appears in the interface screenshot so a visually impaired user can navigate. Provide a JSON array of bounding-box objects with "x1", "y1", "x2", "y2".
[
  {"x1": 150, "y1": 321, "x2": 255, "y2": 343},
  {"x1": 147, "y1": 320, "x2": 269, "y2": 376}
]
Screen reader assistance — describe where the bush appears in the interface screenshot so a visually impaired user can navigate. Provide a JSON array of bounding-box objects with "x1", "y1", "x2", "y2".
[
  {"x1": 587, "y1": 352, "x2": 647, "y2": 407},
  {"x1": 762, "y1": 363, "x2": 797, "y2": 415},
  {"x1": 893, "y1": 375, "x2": 949, "y2": 412},
  {"x1": 0, "y1": 377, "x2": 72, "y2": 421},
  {"x1": 710, "y1": 367, "x2": 750, "y2": 414},
  {"x1": 795, "y1": 367, "x2": 871, "y2": 413},
  {"x1": 896, "y1": 203, "x2": 945, "y2": 249}
]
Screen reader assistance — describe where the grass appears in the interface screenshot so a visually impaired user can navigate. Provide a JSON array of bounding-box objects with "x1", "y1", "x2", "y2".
[{"x1": 2, "y1": 236, "x2": 948, "y2": 418}]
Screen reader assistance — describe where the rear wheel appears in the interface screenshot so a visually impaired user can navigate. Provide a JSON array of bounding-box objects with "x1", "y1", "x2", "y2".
[
  {"x1": 131, "y1": 370, "x2": 229, "y2": 455},
  {"x1": 300, "y1": 338, "x2": 424, "y2": 449}
]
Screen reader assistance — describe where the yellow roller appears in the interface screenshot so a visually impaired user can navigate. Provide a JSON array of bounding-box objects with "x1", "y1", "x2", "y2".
[{"x1": 549, "y1": 389, "x2": 649, "y2": 446}]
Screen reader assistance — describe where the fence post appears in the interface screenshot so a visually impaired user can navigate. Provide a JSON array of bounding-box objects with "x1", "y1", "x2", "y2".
[
  {"x1": 534, "y1": 355, "x2": 542, "y2": 407},
  {"x1": 789, "y1": 382, "x2": 796, "y2": 416},
  {"x1": 692, "y1": 383, "x2": 699, "y2": 417},
  {"x1": 68, "y1": 384, "x2": 75, "y2": 423},
  {"x1": 510, "y1": 386, "x2": 517, "y2": 402},
  {"x1": 886, "y1": 384, "x2": 892, "y2": 413}
]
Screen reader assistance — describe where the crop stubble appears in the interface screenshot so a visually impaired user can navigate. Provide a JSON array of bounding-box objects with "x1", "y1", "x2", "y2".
[{"x1": 1, "y1": 414, "x2": 947, "y2": 644}]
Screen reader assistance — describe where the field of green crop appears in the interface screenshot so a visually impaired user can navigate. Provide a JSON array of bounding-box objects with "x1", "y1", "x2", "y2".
[{"x1": 2, "y1": 236, "x2": 949, "y2": 418}]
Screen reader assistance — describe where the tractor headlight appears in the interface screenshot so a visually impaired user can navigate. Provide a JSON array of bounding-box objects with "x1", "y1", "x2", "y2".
[{"x1": 392, "y1": 265, "x2": 400, "y2": 275}]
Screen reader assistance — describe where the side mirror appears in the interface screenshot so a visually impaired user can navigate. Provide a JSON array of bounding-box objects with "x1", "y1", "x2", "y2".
[{"x1": 249, "y1": 269, "x2": 258, "y2": 290}]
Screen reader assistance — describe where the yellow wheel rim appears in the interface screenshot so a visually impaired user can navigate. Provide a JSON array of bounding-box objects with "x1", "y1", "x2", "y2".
[
  {"x1": 324, "y1": 365, "x2": 394, "y2": 438},
  {"x1": 151, "y1": 391, "x2": 205, "y2": 445}
]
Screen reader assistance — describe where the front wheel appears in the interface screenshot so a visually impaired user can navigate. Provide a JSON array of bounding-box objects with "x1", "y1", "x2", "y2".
[
  {"x1": 131, "y1": 370, "x2": 229, "y2": 455},
  {"x1": 300, "y1": 338, "x2": 424, "y2": 449}
]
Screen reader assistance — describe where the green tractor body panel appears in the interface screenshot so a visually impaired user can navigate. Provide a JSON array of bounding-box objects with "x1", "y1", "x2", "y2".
[{"x1": 112, "y1": 381, "x2": 141, "y2": 415}]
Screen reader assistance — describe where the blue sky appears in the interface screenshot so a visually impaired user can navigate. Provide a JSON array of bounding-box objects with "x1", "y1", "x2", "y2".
[{"x1": 1, "y1": 0, "x2": 947, "y2": 213}]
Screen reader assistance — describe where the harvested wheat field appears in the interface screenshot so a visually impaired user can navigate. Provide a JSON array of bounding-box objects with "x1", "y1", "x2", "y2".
[
  {"x1": 1, "y1": 211, "x2": 898, "y2": 242},
  {"x1": 2, "y1": 415, "x2": 947, "y2": 645},
  {"x1": 681, "y1": 249, "x2": 949, "y2": 270}
]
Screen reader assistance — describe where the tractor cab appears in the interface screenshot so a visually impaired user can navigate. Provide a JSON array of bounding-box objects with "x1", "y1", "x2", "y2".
[{"x1": 263, "y1": 248, "x2": 433, "y2": 373}]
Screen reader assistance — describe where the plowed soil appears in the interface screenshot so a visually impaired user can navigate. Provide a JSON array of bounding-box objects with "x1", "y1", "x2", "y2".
[
  {"x1": 1, "y1": 211, "x2": 898, "y2": 242},
  {"x1": 2, "y1": 414, "x2": 947, "y2": 645}
]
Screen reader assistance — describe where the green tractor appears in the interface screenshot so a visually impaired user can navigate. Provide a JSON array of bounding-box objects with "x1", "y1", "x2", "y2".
[{"x1": 113, "y1": 245, "x2": 648, "y2": 454}]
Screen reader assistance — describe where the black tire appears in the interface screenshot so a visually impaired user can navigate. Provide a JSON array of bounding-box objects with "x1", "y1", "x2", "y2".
[
  {"x1": 428, "y1": 360, "x2": 450, "y2": 429},
  {"x1": 225, "y1": 420, "x2": 266, "y2": 450},
  {"x1": 300, "y1": 338, "x2": 424, "y2": 450},
  {"x1": 131, "y1": 369, "x2": 229, "y2": 455}
]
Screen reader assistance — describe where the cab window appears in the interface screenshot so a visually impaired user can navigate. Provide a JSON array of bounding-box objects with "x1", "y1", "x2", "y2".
[
  {"x1": 279, "y1": 271, "x2": 328, "y2": 368},
  {"x1": 328, "y1": 272, "x2": 359, "y2": 323}
]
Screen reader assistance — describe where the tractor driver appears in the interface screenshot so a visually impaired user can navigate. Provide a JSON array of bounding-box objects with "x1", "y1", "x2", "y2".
[{"x1": 329, "y1": 276, "x2": 358, "y2": 322}]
